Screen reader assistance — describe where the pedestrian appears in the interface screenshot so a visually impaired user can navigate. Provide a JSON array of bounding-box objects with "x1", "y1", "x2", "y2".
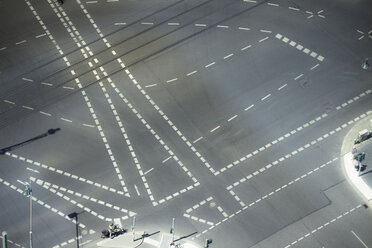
[
  {"x1": 352, "y1": 146, "x2": 357, "y2": 156},
  {"x1": 109, "y1": 223, "x2": 114, "y2": 239}
]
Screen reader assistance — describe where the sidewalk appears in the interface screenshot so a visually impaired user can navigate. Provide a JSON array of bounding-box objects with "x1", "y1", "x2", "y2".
[{"x1": 342, "y1": 118, "x2": 372, "y2": 201}]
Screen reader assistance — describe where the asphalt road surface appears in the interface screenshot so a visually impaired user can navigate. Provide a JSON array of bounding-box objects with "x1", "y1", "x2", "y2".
[{"x1": 0, "y1": 0, "x2": 372, "y2": 247}]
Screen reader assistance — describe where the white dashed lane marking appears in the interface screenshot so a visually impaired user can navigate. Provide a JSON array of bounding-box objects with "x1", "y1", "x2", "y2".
[
  {"x1": 30, "y1": 177, "x2": 134, "y2": 221},
  {"x1": 183, "y1": 197, "x2": 228, "y2": 226},
  {"x1": 0, "y1": 177, "x2": 87, "y2": 228},
  {"x1": 144, "y1": 168, "x2": 154, "y2": 175},
  {"x1": 261, "y1": 94, "x2": 271, "y2": 101},
  {"x1": 35, "y1": 33, "x2": 47, "y2": 38},
  {"x1": 215, "y1": 90, "x2": 372, "y2": 175},
  {"x1": 194, "y1": 158, "x2": 342, "y2": 239},
  {"x1": 0, "y1": 237, "x2": 25, "y2": 248},
  {"x1": 227, "y1": 158, "x2": 338, "y2": 207},
  {"x1": 244, "y1": 104, "x2": 254, "y2": 111},
  {"x1": 2, "y1": 98, "x2": 94, "y2": 128},
  {"x1": 22, "y1": 77, "x2": 34, "y2": 82},
  {"x1": 162, "y1": 156, "x2": 172, "y2": 164},
  {"x1": 282, "y1": 205, "x2": 363, "y2": 248},
  {"x1": 193, "y1": 137, "x2": 203, "y2": 144},
  {"x1": 227, "y1": 115, "x2": 238, "y2": 122},
  {"x1": 276, "y1": 33, "x2": 324, "y2": 62},
  {"x1": 72, "y1": 0, "x2": 200, "y2": 206},
  {"x1": 210, "y1": 126, "x2": 220, "y2": 133},
  {"x1": 220, "y1": 109, "x2": 372, "y2": 179},
  {"x1": 278, "y1": 83, "x2": 287, "y2": 90},
  {"x1": 15, "y1": 40, "x2": 27, "y2": 45},
  {"x1": 47, "y1": 0, "x2": 130, "y2": 196},
  {"x1": 5, "y1": 152, "x2": 126, "y2": 196}
]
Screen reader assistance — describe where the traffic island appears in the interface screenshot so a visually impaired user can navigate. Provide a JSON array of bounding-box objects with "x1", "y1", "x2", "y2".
[{"x1": 341, "y1": 117, "x2": 372, "y2": 201}]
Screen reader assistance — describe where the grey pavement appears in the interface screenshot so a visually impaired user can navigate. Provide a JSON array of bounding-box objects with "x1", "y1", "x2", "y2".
[{"x1": 1, "y1": 0, "x2": 372, "y2": 248}]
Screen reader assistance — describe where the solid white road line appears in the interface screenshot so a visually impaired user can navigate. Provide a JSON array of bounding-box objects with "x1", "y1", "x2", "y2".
[{"x1": 351, "y1": 230, "x2": 369, "y2": 248}]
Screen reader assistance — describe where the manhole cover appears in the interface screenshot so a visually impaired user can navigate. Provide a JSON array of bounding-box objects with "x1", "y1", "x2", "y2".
[
  {"x1": 209, "y1": 202, "x2": 216, "y2": 208},
  {"x1": 323, "y1": 102, "x2": 333, "y2": 112},
  {"x1": 299, "y1": 77, "x2": 311, "y2": 88}
]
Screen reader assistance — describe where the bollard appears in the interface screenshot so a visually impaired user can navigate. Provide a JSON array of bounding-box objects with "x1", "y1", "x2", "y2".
[{"x1": 2, "y1": 231, "x2": 7, "y2": 248}]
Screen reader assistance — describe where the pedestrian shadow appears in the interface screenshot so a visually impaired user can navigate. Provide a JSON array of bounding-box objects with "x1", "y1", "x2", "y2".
[{"x1": 360, "y1": 165, "x2": 372, "y2": 176}]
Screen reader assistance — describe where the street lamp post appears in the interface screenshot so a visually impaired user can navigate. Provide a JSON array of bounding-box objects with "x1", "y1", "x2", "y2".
[
  {"x1": 68, "y1": 212, "x2": 80, "y2": 248},
  {"x1": 24, "y1": 180, "x2": 33, "y2": 248},
  {"x1": 2, "y1": 231, "x2": 8, "y2": 248}
]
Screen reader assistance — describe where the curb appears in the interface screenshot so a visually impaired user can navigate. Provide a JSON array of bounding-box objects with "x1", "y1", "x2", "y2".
[{"x1": 343, "y1": 152, "x2": 372, "y2": 201}]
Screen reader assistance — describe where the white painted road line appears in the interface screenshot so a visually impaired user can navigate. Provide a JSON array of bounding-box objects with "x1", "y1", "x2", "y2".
[
  {"x1": 351, "y1": 230, "x2": 369, "y2": 248},
  {"x1": 166, "y1": 78, "x2": 177, "y2": 83},
  {"x1": 145, "y1": 84, "x2": 157, "y2": 88},
  {"x1": 244, "y1": 104, "x2": 254, "y2": 111},
  {"x1": 134, "y1": 185, "x2": 140, "y2": 196},
  {"x1": 205, "y1": 62, "x2": 216, "y2": 68},
  {"x1": 61, "y1": 118, "x2": 72, "y2": 123},
  {"x1": 114, "y1": 23, "x2": 126, "y2": 25},
  {"x1": 17, "y1": 180, "x2": 27, "y2": 185},
  {"x1": 210, "y1": 126, "x2": 220, "y2": 133},
  {"x1": 288, "y1": 7, "x2": 300, "y2": 11},
  {"x1": 223, "y1": 53, "x2": 234, "y2": 59},
  {"x1": 259, "y1": 37, "x2": 269, "y2": 42},
  {"x1": 35, "y1": 33, "x2": 46, "y2": 38},
  {"x1": 195, "y1": 23, "x2": 207, "y2": 27},
  {"x1": 186, "y1": 70, "x2": 197, "y2": 76},
  {"x1": 310, "y1": 64, "x2": 319, "y2": 70},
  {"x1": 26, "y1": 167, "x2": 40, "y2": 173},
  {"x1": 144, "y1": 168, "x2": 154, "y2": 175},
  {"x1": 39, "y1": 111, "x2": 51, "y2": 116},
  {"x1": 22, "y1": 77, "x2": 34, "y2": 82},
  {"x1": 15, "y1": 40, "x2": 27, "y2": 45},
  {"x1": 260, "y1": 30, "x2": 272, "y2": 33},
  {"x1": 141, "y1": 22, "x2": 154, "y2": 25},
  {"x1": 82, "y1": 123, "x2": 95, "y2": 128},
  {"x1": 193, "y1": 137, "x2": 203, "y2": 144},
  {"x1": 238, "y1": 27, "x2": 250, "y2": 31},
  {"x1": 162, "y1": 156, "x2": 171, "y2": 163},
  {"x1": 278, "y1": 83, "x2": 287, "y2": 90},
  {"x1": 4, "y1": 100, "x2": 15, "y2": 104},
  {"x1": 0, "y1": 47, "x2": 7, "y2": 51},
  {"x1": 261, "y1": 94, "x2": 271, "y2": 101},
  {"x1": 241, "y1": 45, "x2": 252, "y2": 51},
  {"x1": 22, "y1": 105, "x2": 34, "y2": 110},
  {"x1": 294, "y1": 74, "x2": 303, "y2": 80},
  {"x1": 227, "y1": 115, "x2": 238, "y2": 122}
]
